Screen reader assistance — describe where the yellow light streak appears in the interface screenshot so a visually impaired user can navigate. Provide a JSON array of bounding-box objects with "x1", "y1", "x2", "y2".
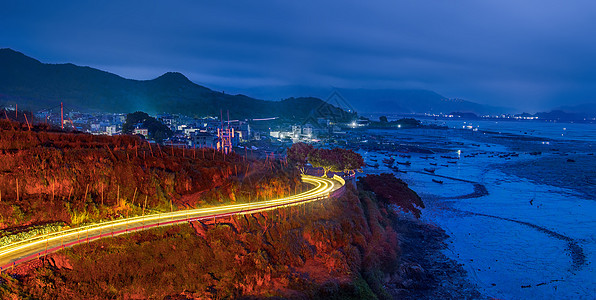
[{"x1": 0, "y1": 175, "x2": 343, "y2": 268}]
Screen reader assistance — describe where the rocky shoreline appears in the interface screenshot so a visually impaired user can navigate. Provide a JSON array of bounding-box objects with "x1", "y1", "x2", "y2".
[{"x1": 389, "y1": 217, "x2": 486, "y2": 299}]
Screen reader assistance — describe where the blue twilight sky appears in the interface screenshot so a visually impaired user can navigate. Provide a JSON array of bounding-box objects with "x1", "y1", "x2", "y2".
[{"x1": 1, "y1": 0, "x2": 596, "y2": 112}]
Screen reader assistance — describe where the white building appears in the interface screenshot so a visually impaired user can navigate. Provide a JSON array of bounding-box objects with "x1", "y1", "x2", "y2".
[
  {"x1": 270, "y1": 131, "x2": 281, "y2": 139},
  {"x1": 191, "y1": 132, "x2": 218, "y2": 148},
  {"x1": 292, "y1": 125, "x2": 301, "y2": 137},
  {"x1": 133, "y1": 128, "x2": 149, "y2": 138},
  {"x1": 303, "y1": 124, "x2": 314, "y2": 136},
  {"x1": 106, "y1": 125, "x2": 118, "y2": 135}
]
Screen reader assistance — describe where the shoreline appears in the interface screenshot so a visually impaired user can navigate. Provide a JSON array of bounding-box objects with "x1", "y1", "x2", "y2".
[
  {"x1": 413, "y1": 169, "x2": 589, "y2": 298},
  {"x1": 390, "y1": 216, "x2": 485, "y2": 299}
]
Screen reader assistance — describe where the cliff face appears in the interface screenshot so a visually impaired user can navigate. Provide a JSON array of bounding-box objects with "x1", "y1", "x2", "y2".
[
  {"x1": 1, "y1": 183, "x2": 406, "y2": 299},
  {"x1": 0, "y1": 119, "x2": 300, "y2": 231}
]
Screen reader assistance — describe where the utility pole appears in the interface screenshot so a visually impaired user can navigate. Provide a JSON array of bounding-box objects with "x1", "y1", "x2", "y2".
[
  {"x1": 24, "y1": 113, "x2": 31, "y2": 130},
  {"x1": 61, "y1": 102, "x2": 64, "y2": 130}
]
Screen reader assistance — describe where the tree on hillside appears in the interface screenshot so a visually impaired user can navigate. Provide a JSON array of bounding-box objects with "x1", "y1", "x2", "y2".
[
  {"x1": 286, "y1": 142, "x2": 315, "y2": 173},
  {"x1": 123, "y1": 111, "x2": 173, "y2": 143},
  {"x1": 308, "y1": 147, "x2": 364, "y2": 177},
  {"x1": 379, "y1": 116, "x2": 388, "y2": 123},
  {"x1": 122, "y1": 111, "x2": 148, "y2": 134},
  {"x1": 308, "y1": 149, "x2": 342, "y2": 177},
  {"x1": 359, "y1": 173, "x2": 425, "y2": 218},
  {"x1": 337, "y1": 148, "x2": 365, "y2": 175}
]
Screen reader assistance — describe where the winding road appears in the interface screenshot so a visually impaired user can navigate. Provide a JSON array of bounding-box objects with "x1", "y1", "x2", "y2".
[{"x1": 0, "y1": 174, "x2": 344, "y2": 271}]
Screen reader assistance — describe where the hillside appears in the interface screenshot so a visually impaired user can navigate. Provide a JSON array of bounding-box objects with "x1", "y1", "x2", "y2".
[
  {"x1": 2, "y1": 185, "x2": 396, "y2": 299},
  {"x1": 0, "y1": 119, "x2": 300, "y2": 233},
  {"x1": 1, "y1": 177, "x2": 482, "y2": 299},
  {"x1": 0, "y1": 120, "x2": 483, "y2": 299},
  {"x1": 0, "y1": 49, "x2": 350, "y2": 121}
]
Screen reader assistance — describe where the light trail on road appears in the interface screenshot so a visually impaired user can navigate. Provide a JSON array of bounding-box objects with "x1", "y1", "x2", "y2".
[{"x1": 0, "y1": 175, "x2": 343, "y2": 271}]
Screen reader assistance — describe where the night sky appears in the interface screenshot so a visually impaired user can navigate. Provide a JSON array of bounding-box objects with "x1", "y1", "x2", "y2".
[{"x1": 2, "y1": 0, "x2": 596, "y2": 112}]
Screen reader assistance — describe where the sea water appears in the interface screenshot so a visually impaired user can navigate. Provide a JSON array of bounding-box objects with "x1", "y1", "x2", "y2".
[{"x1": 358, "y1": 120, "x2": 596, "y2": 299}]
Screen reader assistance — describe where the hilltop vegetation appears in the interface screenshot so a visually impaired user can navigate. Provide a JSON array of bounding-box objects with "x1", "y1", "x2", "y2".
[
  {"x1": 0, "y1": 119, "x2": 300, "y2": 233},
  {"x1": 360, "y1": 173, "x2": 425, "y2": 218},
  {"x1": 287, "y1": 143, "x2": 365, "y2": 176}
]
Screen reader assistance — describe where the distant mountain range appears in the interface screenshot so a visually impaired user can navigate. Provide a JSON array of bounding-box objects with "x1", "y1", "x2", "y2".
[
  {"x1": 223, "y1": 85, "x2": 512, "y2": 115},
  {"x1": 333, "y1": 88, "x2": 512, "y2": 115},
  {"x1": 3, "y1": 48, "x2": 593, "y2": 120},
  {"x1": 515, "y1": 107, "x2": 596, "y2": 122},
  {"x1": 556, "y1": 103, "x2": 596, "y2": 118},
  {"x1": 0, "y1": 48, "x2": 350, "y2": 121}
]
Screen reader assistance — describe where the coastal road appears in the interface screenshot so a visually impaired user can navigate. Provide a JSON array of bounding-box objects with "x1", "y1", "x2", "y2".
[{"x1": 0, "y1": 174, "x2": 344, "y2": 271}]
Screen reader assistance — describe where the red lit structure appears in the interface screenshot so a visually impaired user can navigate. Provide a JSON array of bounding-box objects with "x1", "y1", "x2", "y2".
[{"x1": 217, "y1": 110, "x2": 234, "y2": 154}]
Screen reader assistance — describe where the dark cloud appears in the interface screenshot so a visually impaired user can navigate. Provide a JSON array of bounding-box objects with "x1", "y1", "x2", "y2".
[{"x1": 1, "y1": 0, "x2": 596, "y2": 112}]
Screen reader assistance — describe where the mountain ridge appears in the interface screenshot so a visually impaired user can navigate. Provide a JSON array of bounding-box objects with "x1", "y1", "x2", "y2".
[
  {"x1": 0, "y1": 48, "x2": 351, "y2": 121},
  {"x1": 1, "y1": 48, "x2": 518, "y2": 118}
]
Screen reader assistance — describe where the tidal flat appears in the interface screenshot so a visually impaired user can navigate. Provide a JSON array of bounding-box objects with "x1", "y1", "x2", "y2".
[{"x1": 358, "y1": 121, "x2": 596, "y2": 299}]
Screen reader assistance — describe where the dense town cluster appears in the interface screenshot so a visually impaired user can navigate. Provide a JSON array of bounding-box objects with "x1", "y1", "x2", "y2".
[
  {"x1": 9, "y1": 106, "x2": 352, "y2": 148},
  {"x1": 1, "y1": 104, "x2": 426, "y2": 154}
]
